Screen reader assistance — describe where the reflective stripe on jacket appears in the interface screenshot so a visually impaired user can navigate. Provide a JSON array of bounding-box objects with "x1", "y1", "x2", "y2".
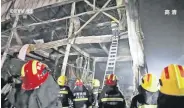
[
  {"x1": 74, "y1": 98, "x2": 88, "y2": 101},
  {"x1": 59, "y1": 91, "x2": 68, "y2": 94},
  {"x1": 101, "y1": 98, "x2": 124, "y2": 102},
  {"x1": 138, "y1": 105, "x2": 157, "y2": 108}
]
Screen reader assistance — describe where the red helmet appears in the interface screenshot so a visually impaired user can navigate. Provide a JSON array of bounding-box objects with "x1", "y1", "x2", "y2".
[
  {"x1": 75, "y1": 79, "x2": 83, "y2": 86},
  {"x1": 105, "y1": 74, "x2": 118, "y2": 86},
  {"x1": 21, "y1": 60, "x2": 49, "y2": 90}
]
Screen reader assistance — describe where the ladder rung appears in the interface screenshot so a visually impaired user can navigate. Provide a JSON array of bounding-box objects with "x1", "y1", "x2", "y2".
[
  {"x1": 112, "y1": 42, "x2": 118, "y2": 45},
  {"x1": 109, "y1": 59, "x2": 116, "y2": 61},
  {"x1": 106, "y1": 71, "x2": 114, "y2": 74},
  {"x1": 108, "y1": 62, "x2": 115, "y2": 65},
  {"x1": 111, "y1": 48, "x2": 117, "y2": 50},
  {"x1": 110, "y1": 55, "x2": 116, "y2": 57},
  {"x1": 110, "y1": 50, "x2": 117, "y2": 52},
  {"x1": 110, "y1": 52, "x2": 116, "y2": 54},
  {"x1": 110, "y1": 49, "x2": 117, "y2": 53},
  {"x1": 108, "y1": 60, "x2": 116, "y2": 63},
  {"x1": 111, "y1": 46, "x2": 117, "y2": 48}
]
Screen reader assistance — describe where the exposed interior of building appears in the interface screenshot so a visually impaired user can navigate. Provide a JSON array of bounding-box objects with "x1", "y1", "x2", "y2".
[{"x1": 1, "y1": 0, "x2": 184, "y2": 107}]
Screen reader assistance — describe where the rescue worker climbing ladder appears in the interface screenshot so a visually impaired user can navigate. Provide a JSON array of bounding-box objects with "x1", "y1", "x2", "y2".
[
  {"x1": 130, "y1": 73, "x2": 159, "y2": 108},
  {"x1": 57, "y1": 75, "x2": 74, "y2": 108},
  {"x1": 99, "y1": 74, "x2": 126, "y2": 108}
]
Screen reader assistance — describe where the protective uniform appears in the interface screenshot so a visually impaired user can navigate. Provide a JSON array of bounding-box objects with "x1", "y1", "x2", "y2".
[
  {"x1": 73, "y1": 79, "x2": 93, "y2": 108},
  {"x1": 157, "y1": 64, "x2": 184, "y2": 108},
  {"x1": 92, "y1": 79, "x2": 101, "y2": 108},
  {"x1": 57, "y1": 75, "x2": 74, "y2": 108},
  {"x1": 98, "y1": 74, "x2": 126, "y2": 108},
  {"x1": 7, "y1": 60, "x2": 62, "y2": 108},
  {"x1": 130, "y1": 73, "x2": 159, "y2": 108}
]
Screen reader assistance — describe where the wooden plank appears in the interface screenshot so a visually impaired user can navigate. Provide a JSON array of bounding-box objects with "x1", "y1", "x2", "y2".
[{"x1": 7, "y1": 33, "x2": 128, "y2": 53}]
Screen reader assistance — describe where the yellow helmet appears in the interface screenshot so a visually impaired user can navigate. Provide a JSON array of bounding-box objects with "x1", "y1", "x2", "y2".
[
  {"x1": 159, "y1": 64, "x2": 184, "y2": 96},
  {"x1": 141, "y1": 73, "x2": 159, "y2": 92},
  {"x1": 57, "y1": 75, "x2": 67, "y2": 86},
  {"x1": 92, "y1": 79, "x2": 100, "y2": 87}
]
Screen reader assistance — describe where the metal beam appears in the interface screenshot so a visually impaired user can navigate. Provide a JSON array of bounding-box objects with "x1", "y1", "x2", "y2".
[
  {"x1": 7, "y1": 33, "x2": 128, "y2": 53},
  {"x1": 72, "y1": 0, "x2": 112, "y2": 37},
  {"x1": 13, "y1": 30, "x2": 23, "y2": 45},
  {"x1": 61, "y1": 2, "x2": 76, "y2": 75},
  {"x1": 1, "y1": 15, "x2": 19, "y2": 69},
  {"x1": 14, "y1": 5, "x2": 124, "y2": 29},
  {"x1": 84, "y1": 0, "x2": 119, "y2": 23},
  {"x1": 99, "y1": 43, "x2": 109, "y2": 54},
  {"x1": 72, "y1": 45, "x2": 90, "y2": 58},
  {"x1": 94, "y1": 56, "x2": 132, "y2": 62},
  {"x1": 116, "y1": 0, "x2": 126, "y2": 31}
]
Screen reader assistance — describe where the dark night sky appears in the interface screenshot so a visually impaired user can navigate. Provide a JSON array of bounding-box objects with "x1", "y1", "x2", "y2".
[{"x1": 139, "y1": 0, "x2": 184, "y2": 76}]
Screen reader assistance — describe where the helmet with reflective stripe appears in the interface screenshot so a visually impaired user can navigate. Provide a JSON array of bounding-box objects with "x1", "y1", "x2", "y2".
[
  {"x1": 105, "y1": 74, "x2": 117, "y2": 86},
  {"x1": 92, "y1": 79, "x2": 100, "y2": 87},
  {"x1": 141, "y1": 73, "x2": 159, "y2": 92},
  {"x1": 159, "y1": 64, "x2": 184, "y2": 96},
  {"x1": 57, "y1": 75, "x2": 67, "y2": 86},
  {"x1": 75, "y1": 79, "x2": 83, "y2": 86},
  {"x1": 21, "y1": 60, "x2": 49, "y2": 90}
]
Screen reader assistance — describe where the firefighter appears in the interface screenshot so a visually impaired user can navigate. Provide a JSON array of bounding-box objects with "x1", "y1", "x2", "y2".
[
  {"x1": 7, "y1": 60, "x2": 62, "y2": 108},
  {"x1": 130, "y1": 73, "x2": 159, "y2": 108},
  {"x1": 57, "y1": 75, "x2": 74, "y2": 108},
  {"x1": 98, "y1": 74, "x2": 126, "y2": 108},
  {"x1": 92, "y1": 79, "x2": 101, "y2": 108},
  {"x1": 73, "y1": 79, "x2": 93, "y2": 108},
  {"x1": 157, "y1": 64, "x2": 184, "y2": 108}
]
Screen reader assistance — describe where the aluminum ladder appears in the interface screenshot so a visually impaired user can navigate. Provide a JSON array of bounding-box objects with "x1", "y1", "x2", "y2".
[{"x1": 102, "y1": 22, "x2": 119, "y2": 87}]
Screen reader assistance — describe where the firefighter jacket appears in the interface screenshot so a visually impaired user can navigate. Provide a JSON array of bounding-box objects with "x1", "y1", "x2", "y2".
[
  {"x1": 130, "y1": 86, "x2": 158, "y2": 108},
  {"x1": 58, "y1": 85, "x2": 74, "y2": 107},
  {"x1": 7, "y1": 75, "x2": 62, "y2": 108},
  {"x1": 92, "y1": 87, "x2": 100, "y2": 107},
  {"x1": 157, "y1": 92, "x2": 184, "y2": 108},
  {"x1": 73, "y1": 85, "x2": 93, "y2": 108},
  {"x1": 98, "y1": 85, "x2": 126, "y2": 108}
]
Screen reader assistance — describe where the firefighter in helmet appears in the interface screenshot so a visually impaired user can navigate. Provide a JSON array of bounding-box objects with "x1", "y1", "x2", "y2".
[
  {"x1": 130, "y1": 73, "x2": 159, "y2": 108},
  {"x1": 98, "y1": 74, "x2": 126, "y2": 108},
  {"x1": 157, "y1": 64, "x2": 184, "y2": 108},
  {"x1": 9, "y1": 60, "x2": 62, "y2": 108},
  {"x1": 73, "y1": 79, "x2": 93, "y2": 108},
  {"x1": 92, "y1": 79, "x2": 101, "y2": 108},
  {"x1": 57, "y1": 75, "x2": 74, "y2": 108}
]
